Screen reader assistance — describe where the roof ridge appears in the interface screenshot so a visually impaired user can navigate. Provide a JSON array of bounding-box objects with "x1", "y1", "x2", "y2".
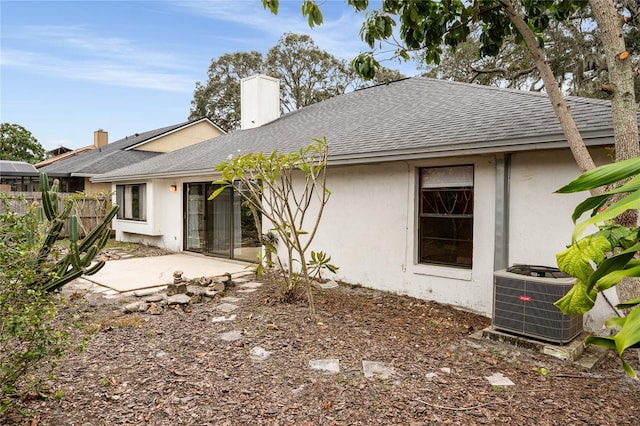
[{"x1": 415, "y1": 76, "x2": 613, "y2": 106}]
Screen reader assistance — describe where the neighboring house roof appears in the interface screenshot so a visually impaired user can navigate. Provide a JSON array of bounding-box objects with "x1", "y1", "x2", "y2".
[
  {"x1": 39, "y1": 117, "x2": 222, "y2": 177},
  {"x1": 93, "y1": 77, "x2": 632, "y2": 182},
  {"x1": 46, "y1": 146, "x2": 73, "y2": 156},
  {"x1": 35, "y1": 146, "x2": 96, "y2": 168},
  {"x1": 1, "y1": 160, "x2": 40, "y2": 176}
]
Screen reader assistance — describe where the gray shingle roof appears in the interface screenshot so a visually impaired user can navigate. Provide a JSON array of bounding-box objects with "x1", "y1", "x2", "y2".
[
  {"x1": 0, "y1": 160, "x2": 39, "y2": 176},
  {"x1": 93, "y1": 77, "x2": 629, "y2": 182},
  {"x1": 39, "y1": 118, "x2": 215, "y2": 176}
]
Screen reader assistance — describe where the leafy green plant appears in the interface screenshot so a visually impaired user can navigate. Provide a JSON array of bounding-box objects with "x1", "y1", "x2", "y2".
[
  {"x1": 261, "y1": 231, "x2": 279, "y2": 270},
  {"x1": 211, "y1": 138, "x2": 332, "y2": 315},
  {"x1": 555, "y1": 156, "x2": 640, "y2": 378},
  {"x1": 308, "y1": 250, "x2": 338, "y2": 281},
  {"x1": 1, "y1": 173, "x2": 120, "y2": 411},
  {"x1": 0, "y1": 195, "x2": 67, "y2": 412}
]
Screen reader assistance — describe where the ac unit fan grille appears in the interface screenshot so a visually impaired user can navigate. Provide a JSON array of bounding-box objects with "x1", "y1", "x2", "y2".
[{"x1": 493, "y1": 269, "x2": 582, "y2": 344}]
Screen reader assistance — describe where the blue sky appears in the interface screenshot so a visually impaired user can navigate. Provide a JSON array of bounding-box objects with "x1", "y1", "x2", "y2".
[{"x1": 1, "y1": 0, "x2": 418, "y2": 151}]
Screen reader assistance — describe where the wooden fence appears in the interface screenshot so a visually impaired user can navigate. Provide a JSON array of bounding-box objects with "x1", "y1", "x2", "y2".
[{"x1": 0, "y1": 191, "x2": 112, "y2": 238}]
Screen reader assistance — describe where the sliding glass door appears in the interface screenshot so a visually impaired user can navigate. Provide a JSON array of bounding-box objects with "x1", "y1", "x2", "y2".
[
  {"x1": 207, "y1": 184, "x2": 232, "y2": 257},
  {"x1": 185, "y1": 183, "x2": 205, "y2": 251},
  {"x1": 184, "y1": 182, "x2": 260, "y2": 262}
]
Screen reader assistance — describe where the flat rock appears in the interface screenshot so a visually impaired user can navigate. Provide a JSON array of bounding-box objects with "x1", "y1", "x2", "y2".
[
  {"x1": 309, "y1": 358, "x2": 340, "y2": 374},
  {"x1": 362, "y1": 361, "x2": 394, "y2": 379},
  {"x1": 134, "y1": 288, "x2": 163, "y2": 298},
  {"x1": 240, "y1": 282, "x2": 263, "y2": 289},
  {"x1": 319, "y1": 280, "x2": 339, "y2": 289},
  {"x1": 147, "y1": 302, "x2": 163, "y2": 315},
  {"x1": 124, "y1": 301, "x2": 148, "y2": 313},
  {"x1": 485, "y1": 372, "x2": 515, "y2": 387},
  {"x1": 216, "y1": 303, "x2": 240, "y2": 313},
  {"x1": 233, "y1": 277, "x2": 251, "y2": 284},
  {"x1": 211, "y1": 314, "x2": 237, "y2": 323},
  {"x1": 167, "y1": 283, "x2": 187, "y2": 296},
  {"x1": 237, "y1": 289, "x2": 257, "y2": 293},
  {"x1": 167, "y1": 294, "x2": 191, "y2": 305},
  {"x1": 219, "y1": 330, "x2": 243, "y2": 342},
  {"x1": 205, "y1": 289, "x2": 222, "y2": 298},
  {"x1": 187, "y1": 285, "x2": 209, "y2": 297},
  {"x1": 250, "y1": 346, "x2": 271, "y2": 362},
  {"x1": 220, "y1": 296, "x2": 242, "y2": 303},
  {"x1": 143, "y1": 294, "x2": 165, "y2": 303}
]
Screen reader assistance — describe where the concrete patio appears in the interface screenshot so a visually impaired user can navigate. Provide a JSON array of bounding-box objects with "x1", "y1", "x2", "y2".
[{"x1": 79, "y1": 253, "x2": 254, "y2": 293}]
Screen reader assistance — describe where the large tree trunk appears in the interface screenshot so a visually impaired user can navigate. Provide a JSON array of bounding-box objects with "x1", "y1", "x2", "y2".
[
  {"x1": 498, "y1": 0, "x2": 598, "y2": 176},
  {"x1": 590, "y1": 0, "x2": 640, "y2": 304},
  {"x1": 590, "y1": 1, "x2": 640, "y2": 188}
]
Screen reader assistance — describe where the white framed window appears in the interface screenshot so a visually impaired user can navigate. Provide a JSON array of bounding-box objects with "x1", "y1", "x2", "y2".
[
  {"x1": 418, "y1": 165, "x2": 474, "y2": 268},
  {"x1": 116, "y1": 183, "x2": 146, "y2": 221}
]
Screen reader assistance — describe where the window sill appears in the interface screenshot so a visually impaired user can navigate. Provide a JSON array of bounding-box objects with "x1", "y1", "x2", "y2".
[
  {"x1": 114, "y1": 219, "x2": 161, "y2": 236},
  {"x1": 413, "y1": 263, "x2": 472, "y2": 281}
]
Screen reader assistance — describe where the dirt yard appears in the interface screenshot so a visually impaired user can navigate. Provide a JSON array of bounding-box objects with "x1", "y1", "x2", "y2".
[{"x1": 4, "y1": 249, "x2": 639, "y2": 425}]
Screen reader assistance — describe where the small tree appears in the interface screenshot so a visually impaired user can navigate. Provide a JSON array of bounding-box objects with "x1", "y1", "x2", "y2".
[{"x1": 211, "y1": 137, "x2": 331, "y2": 315}]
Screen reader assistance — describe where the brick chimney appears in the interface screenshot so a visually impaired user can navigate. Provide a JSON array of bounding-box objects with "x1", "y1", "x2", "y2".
[
  {"x1": 94, "y1": 129, "x2": 108, "y2": 148},
  {"x1": 240, "y1": 74, "x2": 280, "y2": 130}
]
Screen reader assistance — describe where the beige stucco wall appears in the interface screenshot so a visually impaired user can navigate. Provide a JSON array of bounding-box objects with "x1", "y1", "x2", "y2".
[
  {"x1": 83, "y1": 179, "x2": 112, "y2": 194},
  {"x1": 134, "y1": 121, "x2": 223, "y2": 153},
  {"x1": 508, "y1": 147, "x2": 611, "y2": 267}
]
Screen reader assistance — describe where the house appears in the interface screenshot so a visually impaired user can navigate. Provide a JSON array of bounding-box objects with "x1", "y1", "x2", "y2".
[
  {"x1": 35, "y1": 131, "x2": 108, "y2": 169},
  {"x1": 1, "y1": 160, "x2": 76, "y2": 192},
  {"x1": 38, "y1": 117, "x2": 225, "y2": 194},
  {"x1": 92, "y1": 75, "x2": 635, "y2": 330},
  {"x1": 45, "y1": 145, "x2": 74, "y2": 158}
]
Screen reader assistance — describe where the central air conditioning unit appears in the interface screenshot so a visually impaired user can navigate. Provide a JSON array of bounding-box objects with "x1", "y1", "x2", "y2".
[{"x1": 493, "y1": 265, "x2": 582, "y2": 344}]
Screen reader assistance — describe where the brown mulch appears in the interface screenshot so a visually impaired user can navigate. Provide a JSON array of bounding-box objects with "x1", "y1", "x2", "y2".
[{"x1": 4, "y1": 253, "x2": 640, "y2": 425}]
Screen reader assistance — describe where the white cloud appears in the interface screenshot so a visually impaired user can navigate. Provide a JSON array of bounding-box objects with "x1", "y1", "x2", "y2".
[
  {"x1": 172, "y1": 0, "x2": 369, "y2": 60},
  {"x1": 1, "y1": 24, "x2": 199, "y2": 92}
]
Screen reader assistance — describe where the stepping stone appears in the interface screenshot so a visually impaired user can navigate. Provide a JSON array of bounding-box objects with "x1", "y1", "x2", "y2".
[
  {"x1": 216, "y1": 303, "x2": 239, "y2": 313},
  {"x1": 212, "y1": 314, "x2": 237, "y2": 323},
  {"x1": 124, "y1": 301, "x2": 148, "y2": 313},
  {"x1": 220, "y1": 296, "x2": 242, "y2": 303},
  {"x1": 362, "y1": 361, "x2": 394, "y2": 379},
  {"x1": 143, "y1": 294, "x2": 165, "y2": 303},
  {"x1": 134, "y1": 288, "x2": 163, "y2": 297},
  {"x1": 240, "y1": 282, "x2": 263, "y2": 289},
  {"x1": 485, "y1": 372, "x2": 515, "y2": 387},
  {"x1": 238, "y1": 289, "x2": 257, "y2": 293},
  {"x1": 219, "y1": 330, "x2": 243, "y2": 342},
  {"x1": 167, "y1": 294, "x2": 191, "y2": 305},
  {"x1": 309, "y1": 359, "x2": 340, "y2": 374},
  {"x1": 319, "y1": 280, "x2": 339, "y2": 289},
  {"x1": 233, "y1": 277, "x2": 251, "y2": 284},
  {"x1": 250, "y1": 346, "x2": 271, "y2": 362}
]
